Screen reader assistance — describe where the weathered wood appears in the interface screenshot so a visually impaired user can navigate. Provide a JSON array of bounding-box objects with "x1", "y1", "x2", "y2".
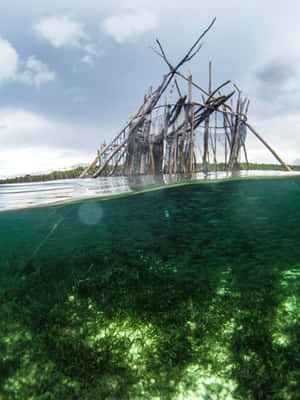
[
  {"x1": 210, "y1": 111, "x2": 217, "y2": 168},
  {"x1": 81, "y1": 23, "x2": 291, "y2": 179},
  {"x1": 228, "y1": 90, "x2": 242, "y2": 169},
  {"x1": 242, "y1": 144, "x2": 249, "y2": 168},
  {"x1": 245, "y1": 122, "x2": 291, "y2": 171},
  {"x1": 189, "y1": 104, "x2": 195, "y2": 172},
  {"x1": 92, "y1": 73, "x2": 171, "y2": 177},
  {"x1": 203, "y1": 62, "x2": 212, "y2": 171},
  {"x1": 162, "y1": 98, "x2": 171, "y2": 173},
  {"x1": 79, "y1": 97, "x2": 148, "y2": 178},
  {"x1": 109, "y1": 148, "x2": 126, "y2": 176}
]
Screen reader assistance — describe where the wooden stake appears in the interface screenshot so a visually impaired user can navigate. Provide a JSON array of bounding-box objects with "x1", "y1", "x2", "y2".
[
  {"x1": 245, "y1": 122, "x2": 291, "y2": 171},
  {"x1": 190, "y1": 104, "x2": 195, "y2": 172},
  {"x1": 203, "y1": 61, "x2": 212, "y2": 171}
]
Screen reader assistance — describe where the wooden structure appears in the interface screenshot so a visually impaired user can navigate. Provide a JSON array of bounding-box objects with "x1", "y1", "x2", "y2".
[{"x1": 80, "y1": 19, "x2": 291, "y2": 178}]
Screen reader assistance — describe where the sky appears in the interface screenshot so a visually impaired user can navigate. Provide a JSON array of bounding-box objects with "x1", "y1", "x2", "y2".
[{"x1": 0, "y1": 0, "x2": 300, "y2": 177}]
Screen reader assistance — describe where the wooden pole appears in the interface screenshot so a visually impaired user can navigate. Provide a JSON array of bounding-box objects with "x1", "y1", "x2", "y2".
[
  {"x1": 162, "y1": 104, "x2": 169, "y2": 173},
  {"x1": 242, "y1": 144, "x2": 249, "y2": 169},
  {"x1": 245, "y1": 122, "x2": 291, "y2": 171},
  {"x1": 190, "y1": 104, "x2": 195, "y2": 173},
  {"x1": 228, "y1": 89, "x2": 243, "y2": 170},
  {"x1": 174, "y1": 124, "x2": 178, "y2": 173},
  {"x1": 188, "y1": 74, "x2": 194, "y2": 172},
  {"x1": 79, "y1": 97, "x2": 148, "y2": 178},
  {"x1": 203, "y1": 61, "x2": 212, "y2": 171}
]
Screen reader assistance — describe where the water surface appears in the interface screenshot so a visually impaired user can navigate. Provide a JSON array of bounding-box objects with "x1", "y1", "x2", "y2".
[{"x1": 1, "y1": 169, "x2": 300, "y2": 212}]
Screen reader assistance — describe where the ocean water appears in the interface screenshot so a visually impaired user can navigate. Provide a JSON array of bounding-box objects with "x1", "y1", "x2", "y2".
[{"x1": 0, "y1": 175, "x2": 300, "y2": 399}]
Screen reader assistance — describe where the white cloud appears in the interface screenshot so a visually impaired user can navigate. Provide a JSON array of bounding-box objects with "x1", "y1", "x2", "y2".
[
  {"x1": 0, "y1": 36, "x2": 55, "y2": 88},
  {"x1": 34, "y1": 15, "x2": 99, "y2": 66},
  {"x1": 0, "y1": 36, "x2": 18, "y2": 83},
  {"x1": 81, "y1": 43, "x2": 98, "y2": 66},
  {"x1": 20, "y1": 56, "x2": 55, "y2": 87},
  {"x1": 34, "y1": 15, "x2": 88, "y2": 48},
  {"x1": 0, "y1": 146, "x2": 86, "y2": 178},
  {"x1": 0, "y1": 107, "x2": 101, "y2": 152},
  {"x1": 245, "y1": 112, "x2": 300, "y2": 164},
  {"x1": 0, "y1": 108, "x2": 94, "y2": 177},
  {"x1": 101, "y1": 10, "x2": 157, "y2": 43}
]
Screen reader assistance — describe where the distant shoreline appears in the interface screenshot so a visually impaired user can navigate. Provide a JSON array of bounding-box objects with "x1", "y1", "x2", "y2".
[
  {"x1": 0, "y1": 166, "x2": 86, "y2": 184},
  {"x1": 1, "y1": 163, "x2": 299, "y2": 185}
]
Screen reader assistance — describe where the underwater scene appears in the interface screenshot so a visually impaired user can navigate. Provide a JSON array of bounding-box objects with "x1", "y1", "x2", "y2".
[{"x1": 0, "y1": 176, "x2": 300, "y2": 399}]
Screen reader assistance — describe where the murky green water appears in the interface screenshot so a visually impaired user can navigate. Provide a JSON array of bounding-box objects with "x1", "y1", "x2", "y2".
[{"x1": 0, "y1": 177, "x2": 300, "y2": 399}]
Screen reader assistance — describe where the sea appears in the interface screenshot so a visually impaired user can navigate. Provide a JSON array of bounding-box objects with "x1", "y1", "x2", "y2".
[{"x1": 0, "y1": 171, "x2": 300, "y2": 399}]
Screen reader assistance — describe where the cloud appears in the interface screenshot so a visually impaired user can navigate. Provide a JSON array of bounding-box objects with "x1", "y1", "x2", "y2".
[
  {"x1": 0, "y1": 36, "x2": 18, "y2": 83},
  {"x1": 20, "y1": 56, "x2": 55, "y2": 87},
  {"x1": 0, "y1": 146, "x2": 86, "y2": 178},
  {"x1": 255, "y1": 60, "x2": 296, "y2": 90},
  {"x1": 34, "y1": 15, "x2": 88, "y2": 48},
  {"x1": 245, "y1": 112, "x2": 300, "y2": 164},
  {"x1": 0, "y1": 36, "x2": 55, "y2": 88},
  {"x1": 81, "y1": 43, "x2": 99, "y2": 66},
  {"x1": 101, "y1": 10, "x2": 157, "y2": 43},
  {"x1": 245, "y1": 57, "x2": 300, "y2": 122},
  {"x1": 0, "y1": 107, "x2": 98, "y2": 176},
  {"x1": 0, "y1": 107, "x2": 101, "y2": 151},
  {"x1": 34, "y1": 15, "x2": 99, "y2": 66},
  {"x1": 0, "y1": 108, "x2": 73, "y2": 149}
]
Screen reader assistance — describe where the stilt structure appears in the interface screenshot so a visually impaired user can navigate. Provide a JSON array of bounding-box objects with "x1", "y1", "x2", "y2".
[{"x1": 80, "y1": 19, "x2": 291, "y2": 178}]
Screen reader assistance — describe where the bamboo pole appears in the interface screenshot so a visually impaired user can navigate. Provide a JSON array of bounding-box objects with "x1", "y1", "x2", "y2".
[
  {"x1": 169, "y1": 124, "x2": 175, "y2": 174},
  {"x1": 190, "y1": 104, "x2": 195, "y2": 172},
  {"x1": 92, "y1": 75, "x2": 170, "y2": 178},
  {"x1": 173, "y1": 124, "x2": 178, "y2": 173},
  {"x1": 244, "y1": 122, "x2": 291, "y2": 171},
  {"x1": 228, "y1": 91, "x2": 242, "y2": 169},
  {"x1": 109, "y1": 148, "x2": 126, "y2": 176},
  {"x1": 188, "y1": 74, "x2": 194, "y2": 172},
  {"x1": 149, "y1": 139, "x2": 155, "y2": 175},
  {"x1": 129, "y1": 137, "x2": 136, "y2": 175},
  {"x1": 242, "y1": 144, "x2": 249, "y2": 169},
  {"x1": 214, "y1": 111, "x2": 217, "y2": 168},
  {"x1": 79, "y1": 98, "x2": 148, "y2": 178},
  {"x1": 203, "y1": 61, "x2": 212, "y2": 171},
  {"x1": 162, "y1": 104, "x2": 169, "y2": 173}
]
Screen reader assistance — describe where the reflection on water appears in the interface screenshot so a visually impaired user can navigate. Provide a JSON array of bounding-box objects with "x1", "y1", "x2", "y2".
[
  {"x1": 0, "y1": 177, "x2": 131, "y2": 212},
  {"x1": 1, "y1": 170, "x2": 300, "y2": 212}
]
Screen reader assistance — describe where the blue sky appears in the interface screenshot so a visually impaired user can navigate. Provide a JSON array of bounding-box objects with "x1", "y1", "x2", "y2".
[{"x1": 0, "y1": 0, "x2": 300, "y2": 177}]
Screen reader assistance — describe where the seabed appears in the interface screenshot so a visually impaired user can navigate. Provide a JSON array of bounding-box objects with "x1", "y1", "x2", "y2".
[{"x1": 0, "y1": 176, "x2": 300, "y2": 399}]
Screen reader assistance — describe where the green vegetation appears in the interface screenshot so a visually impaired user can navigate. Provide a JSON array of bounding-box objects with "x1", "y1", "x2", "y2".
[
  {"x1": 2, "y1": 246, "x2": 300, "y2": 399},
  {"x1": 240, "y1": 162, "x2": 300, "y2": 171},
  {"x1": 0, "y1": 167, "x2": 86, "y2": 184},
  {"x1": 0, "y1": 178, "x2": 300, "y2": 399}
]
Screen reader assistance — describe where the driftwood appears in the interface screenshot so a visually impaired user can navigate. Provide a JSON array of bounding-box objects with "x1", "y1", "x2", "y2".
[{"x1": 80, "y1": 19, "x2": 291, "y2": 178}]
